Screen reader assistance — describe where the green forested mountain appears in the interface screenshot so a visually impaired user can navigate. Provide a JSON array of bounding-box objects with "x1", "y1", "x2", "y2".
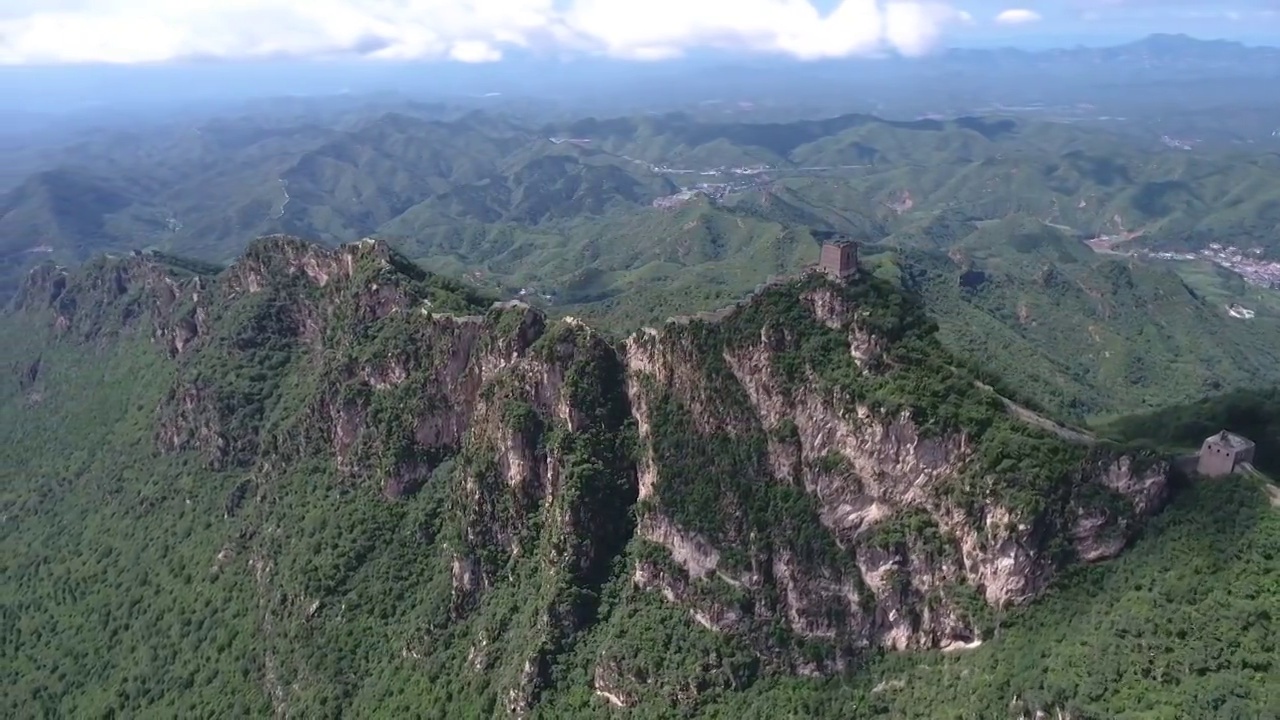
[
  {"x1": 5, "y1": 108, "x2": 1280, "y2": 286},
  {"x1": 5, "y1": 108, "x2": 1280, "y2": 420},
  {"x1": 4, "y1": 98, "x2": 1280, "y2": 719},
  {"x1": 6, "y1": 237, "x2": 1273, "y2": 718},
  {"x1": 888, "y1": 216, "x2": 1280, "y2": 419}
]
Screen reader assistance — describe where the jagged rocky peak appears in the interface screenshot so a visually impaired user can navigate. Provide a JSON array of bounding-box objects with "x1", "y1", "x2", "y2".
[
  {"x1": 148, "y1": 237, "x2": 540, "y2": 473},
  {"x1": 16, "y1": 261, "x2": 69, "y2": 310},
  {"x1": 619, "y1": 270, "x2": 1169, "y2": 674},
  {"x1": 224, "y1": 234, "x2": 396, "y2": 294},
  {"x1": 15, "y1": 251, "x2": 213, "y2": 342}
]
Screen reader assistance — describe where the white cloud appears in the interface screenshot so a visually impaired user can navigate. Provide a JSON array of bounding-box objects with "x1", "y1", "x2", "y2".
[
  {"x1": 993, "y1": 8, "x2": 1044, "y2": 24},
  {"x1": 0, "y1": 0, "x2": 971, "y2": 65},
  {"x1": 884, "y1": 3, "x2": 973, "y2": 57}
]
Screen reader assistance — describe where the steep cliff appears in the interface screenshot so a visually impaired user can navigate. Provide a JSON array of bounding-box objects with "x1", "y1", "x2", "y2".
[
  {"x1": 618, "y1": 278, "x2": 1167, "y2": 687},
  {"x1": 6, "y1": 236, "x2": 1172, "y2": 717}
]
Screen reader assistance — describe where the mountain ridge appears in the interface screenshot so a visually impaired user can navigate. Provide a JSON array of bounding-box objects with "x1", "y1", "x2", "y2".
[{"x1": 5, "y1": 235, "x2": 1177, "y2": 716}]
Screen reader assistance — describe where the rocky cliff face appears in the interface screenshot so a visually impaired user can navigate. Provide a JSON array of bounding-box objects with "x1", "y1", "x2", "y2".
[
  {"x1": 18, "y1": 250, "x2": 209, "y2": 352},
  {"x1": 619, "y1": 283, "x2": 1168, "y2": 679},
  {"x1": 12, "y1": 236, "x2": 1170, "y2": 714}
]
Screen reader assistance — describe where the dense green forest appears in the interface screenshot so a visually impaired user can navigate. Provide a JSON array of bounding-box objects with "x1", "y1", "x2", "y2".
[{"x1": 4, "y1": 244, "x2": 1278, "y2": 718}]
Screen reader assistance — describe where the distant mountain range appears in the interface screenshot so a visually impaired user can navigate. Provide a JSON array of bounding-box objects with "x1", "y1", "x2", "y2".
[
  {"x1": 4, "y1": 105, "x2": 1280, "y2": 418},
  {"x1": 4, "y1": 107, "x2": 1278, "y2": 278},
  {"x1": 1, "y1": 34, "x2": 1276, "y2": 121},
  {"x1": 943, "y1": 33, "x2": 1280, "y2": 73}
]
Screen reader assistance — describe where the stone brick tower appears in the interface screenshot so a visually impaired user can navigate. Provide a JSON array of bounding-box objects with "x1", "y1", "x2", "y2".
[
  {"x1": 819, "y1": 239, "x2": 858, "y2": 280},
  {"x1": 1196, "y1": 430, "x2": 1256, "y2": 477}
]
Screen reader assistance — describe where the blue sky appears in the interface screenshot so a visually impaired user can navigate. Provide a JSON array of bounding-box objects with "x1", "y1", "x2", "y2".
[
  {"x1": 936, "y1": 0, "x2": 1280, "y2": 46},
  {"x1": 0, "y1": 0, "x2": 1275, "y2": 66}
]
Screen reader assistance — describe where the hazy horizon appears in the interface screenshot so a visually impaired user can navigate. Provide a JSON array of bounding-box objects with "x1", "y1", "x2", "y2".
[{"x1": 2, "y1": 0, "x2": 1277, "y2": 67}]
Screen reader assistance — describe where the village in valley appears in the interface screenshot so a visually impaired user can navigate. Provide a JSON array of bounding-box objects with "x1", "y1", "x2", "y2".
[{"x1": 1150, "y1": 243, "x2": 1280, "y2": 289}]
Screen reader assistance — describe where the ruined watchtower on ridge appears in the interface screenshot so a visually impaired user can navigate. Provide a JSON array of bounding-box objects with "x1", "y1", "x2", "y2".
[
  {"x1": 1196, "y1": 430, "x2": 1256, "y2": 477},
  {"x1": 819, "y1": 238, "x2": 859, "y2": 281}
]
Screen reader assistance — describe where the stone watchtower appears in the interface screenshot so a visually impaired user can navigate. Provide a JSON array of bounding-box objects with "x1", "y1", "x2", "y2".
[
  {"x1": 1196, "y1": 430, "x2": 1256, "y2": 477},
  {"x1": 819, "y1": 239, "x2": 859, "y2": 281}
]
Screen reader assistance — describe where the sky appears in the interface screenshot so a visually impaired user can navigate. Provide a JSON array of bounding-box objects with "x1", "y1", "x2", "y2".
[{"x1": 0, "y1": 0, "x2": 1276, "y2": 66}]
